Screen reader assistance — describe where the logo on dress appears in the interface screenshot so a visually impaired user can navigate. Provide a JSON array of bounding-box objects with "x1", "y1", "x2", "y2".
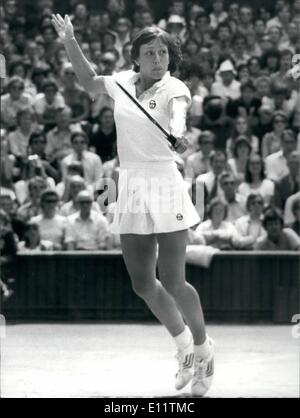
[
  {"x1": 176, "y1": 213, "x2": 183, "y2": 221},
  {"x1": 149, "y1": 100, "x2": 157, "y2": 109}
]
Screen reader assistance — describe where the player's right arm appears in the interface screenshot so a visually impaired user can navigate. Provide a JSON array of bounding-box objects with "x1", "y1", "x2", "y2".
[{"x1": 52, "y1": 14, "x2": 107, "y2": 96}]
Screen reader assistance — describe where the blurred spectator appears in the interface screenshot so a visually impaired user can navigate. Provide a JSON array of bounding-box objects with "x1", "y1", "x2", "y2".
[
  {"x1": 255, "y1": 207, "x2": 300, "y2": 250},
  {"x1": 33, "y1": 78, "x2": 65, "y2": 130},
  {"x1": 227, "y1": 136, "x2": 252, "y2": 185},
  {"x1": 61, "y1": 131, "x2": 103, "y2": 190},
  {"x1": 1, "y1": 131, "x2": 17, "y2": 196},
  {"x1": 252, "y1": 103, "x2": 274, "y2": 144},
  {"x1": 46, "y1": 106, "x2": 77, "y2": 163},
  {"x1": 18, "y1": 220, "x2": 55, "y2": 251},
  {"x1": 90, "y1": 107, "x2": 117, "y2": 163},
  {"x1": 193, "y1": 197, "x2": 241, "y2": 250},
  {"x1": 59, "y1": 175, "x2": 100, "y2": 217},
  {"x1": 284, "y1": 191, "x2": 300, "y2": 226},
  {"x1": 226, "y1": 116, "x2": 259, "y2": 158},
  {"x1": 196, "y1": 149, "x2": 227, "y2": 203},
  {"x1": 118, "y1": 42, "x2": 133, "y2": 71},
  {"x1": 238, "y1": 153, "x2": 275, "y2": 205},
  {"x1": 31, "y1": 189, "x2": 66, "y2": 250},
  {"x1": 272, "y1": 49, "x2": 294, "y2": 83},
  {"x1": 60, "y1": 62, "x2": 91, "y2": 123},
  {"x1": 198, "y1": 95, "x2": 234, "y2": 150},
  {"x1": 56, "y1": 161, "x2": 87, "y2": 201},
  {"x1": 273, "y1": 151, "x2": 300, "y2": 210},
  {"x1": 226, "y1": 80, "x2": 261, "y2": 120},
  {"x1": 0, "y1": 209, "x2": 17, "y2": 300},
  {"x1": 1, "y1": 76, "x2": 33, "y2": 130},
  {"x1": 209, "y1": 0, "x2": 227, "y2": 30},
  {"x1": 17, "y1": 176, "x2": 47, "y2": 221},
  {"x1": 219, "y1": 172, "x2": 246, "y2": 222},
  {"x1": 7, "y1": 107, "x2": 37, "y2": 159},
  {"x1": 261, "y1": 110, "x2": 288, "y2": 159},
  {"x1": 0, "y1": 194, "x2": 25, "y2": 241},
  {"x1": 65, "y1": 190, "x2": 111, "y2": 250},
  {"x1": 234, "y1": 193, "x2": 266, "y2": 249},
  {"x1": 287, "y1": 198, "x2": 300, "y2": 236},
  {"x1": 40, "y1": 24, "x2": 61, "y2": 63},
  {"x1": 265, "y1": 129, "x2": 297, "y2": 181},
  {"x1": 211, "y1": 60, "x2": 241, "y2": 102}
]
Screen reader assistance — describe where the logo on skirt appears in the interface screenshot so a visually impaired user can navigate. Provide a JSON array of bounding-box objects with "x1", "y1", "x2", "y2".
[
  {"x1": 149, "y1": 100, "x2": 157, "y2": 109},
  {"x1": 176, "y1": 213, "x2": 183, "y2": 221}
]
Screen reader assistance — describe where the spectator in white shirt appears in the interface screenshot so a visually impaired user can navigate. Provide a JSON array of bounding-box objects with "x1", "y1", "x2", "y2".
[
  {"x1": 33, "y1": 79, "x2": 65, "y2": 129},
  {"x1": 31, "y1": 189, "x2": 67, "y2": 250},
  {"x1": 60, "y1": 175, "x2": 101, "y2": 217},
  {"x1": 211, "y1": 59, "x2": 241, "y2": 102},
  {"x1": 61, "y1": 131, "x2": 103, "y2": 191},
  {"x1": 185, "y1": 130, "x2": 215, "y2": 181},
  {"x1": 209, "y1": 0, "x2": 228, "y2": 30},
  {"x1": 234, "y1": 193, "x2": 267, "y2": 249},
  {"x1": 65, "y1": 191, "x2": 111, "y2": 251},
  {"x1": 7, "y1": 107, "x2": 37, "y2": 159},
  {"x1": 219, "y1": 172, "x2": 246, "y2": 222},
  {"x1": 238, "y1": 153, "x2": 275, "y2": 205},
  {"x1": 265, "y1": 129, "x2": 297, "y2": 182}
]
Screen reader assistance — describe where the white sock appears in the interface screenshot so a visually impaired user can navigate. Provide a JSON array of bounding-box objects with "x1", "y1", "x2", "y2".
[
  {"x1": 194, "y1": 336, "x2": 210, "y2": 359},
  {"x1": 174, "y1": 326, "x2": 193, "y2": 351}
]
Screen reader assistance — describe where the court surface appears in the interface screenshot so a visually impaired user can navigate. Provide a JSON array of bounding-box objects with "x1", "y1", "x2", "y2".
[{"x1": 1, "y1": 323, "x2": 299, "y2": 398}]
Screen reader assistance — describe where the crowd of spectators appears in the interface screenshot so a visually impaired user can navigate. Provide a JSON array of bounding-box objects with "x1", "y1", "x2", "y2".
[{"x1": 1, "y1": 0, "x2": 300, "y2": 273}]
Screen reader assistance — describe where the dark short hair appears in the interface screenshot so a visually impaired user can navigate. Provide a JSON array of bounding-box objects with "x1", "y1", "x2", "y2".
[
  {"x1": 240, "y1": 79, "x2": 256, "y2": 92},
  {"x1": 29, "y1": 129, "x2": 47, "y2": 146},
  {"x1": 40, "y1": 189, "x2": 59, "y2": 203},
  {"x1": 246, "y1": 193, "x2": 264, "y2": 211},
  {"x1": 209, "y1": 149, "x2": 227, "y2": 164},
  {"x1": 131, "y1": 27, "x2": 182, "y2": 73},
  {"x1": 207, "y1": 197, "x2": 228, "y2": 220},
  {"x1": 245, "y1": 153, "x2": 265, "y2": 183},
  {"x1": 233, "y1": 135, "x2": 252, "y2": 158},
  {"x1": 262, "y1": 207, "x2": 284, "y2": 229},
  {"x1": 281, "y1": 129, "x2": 297, "y2": 143},
  {"x1": 42, "y1": 78, "x2": 59, "y2": 93},
  {"x1": 71, "y1": 131, "x2": 88, "y2": 144}
]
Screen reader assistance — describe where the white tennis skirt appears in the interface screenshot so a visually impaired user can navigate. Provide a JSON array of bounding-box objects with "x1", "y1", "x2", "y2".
[{"x1": 111, "y1": 160, "x2": 200, "y2": 235}]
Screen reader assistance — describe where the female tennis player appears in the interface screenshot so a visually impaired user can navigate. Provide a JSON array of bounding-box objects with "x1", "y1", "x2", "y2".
[{"x1": 52, "y1": 14, "x2": 214, "y2": 396}]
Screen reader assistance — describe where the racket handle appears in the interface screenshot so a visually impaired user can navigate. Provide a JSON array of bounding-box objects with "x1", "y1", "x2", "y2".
[{"x1": 168, "y1": 134, "x2": 177, "y2": 147}]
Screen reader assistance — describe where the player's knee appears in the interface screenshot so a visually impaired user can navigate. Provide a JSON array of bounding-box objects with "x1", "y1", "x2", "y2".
[
  {"x1": 131, "y1": 278, "x2": 156, "y2": 301},
  {"x1": 163, "y1": 280, "x2": 184, "y2": 299}
]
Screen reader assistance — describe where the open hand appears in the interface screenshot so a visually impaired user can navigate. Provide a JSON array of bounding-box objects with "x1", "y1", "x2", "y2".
[{"x1": 51, "y1": 14, "x2": 74, "y2": 43}]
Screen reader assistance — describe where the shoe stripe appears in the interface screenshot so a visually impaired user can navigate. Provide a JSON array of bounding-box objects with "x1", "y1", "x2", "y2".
[{"x1": 182, "y1": 353, "x2": 194, "y2": 369}]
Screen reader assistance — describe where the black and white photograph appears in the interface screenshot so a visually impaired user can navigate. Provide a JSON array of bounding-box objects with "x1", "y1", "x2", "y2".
[{"x1": 0, "y1": 0, "x2": 299, "y2": 402}]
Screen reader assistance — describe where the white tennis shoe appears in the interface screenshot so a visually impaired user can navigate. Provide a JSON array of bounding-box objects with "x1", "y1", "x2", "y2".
[
  {"x1": 191, "y1": 337, "x2": 215, "y2": 397},
  {"x1": 175, "y1": 336, "x2": 194, "y2": 390}
]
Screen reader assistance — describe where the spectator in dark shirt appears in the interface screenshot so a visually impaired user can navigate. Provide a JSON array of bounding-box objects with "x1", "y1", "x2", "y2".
[
  {"x1": 90, "y1": 107, "x2": 117, "y2": 163},
  {"x1": 274, "y1": 151, "x2": 300, "y2": 210},
  {"x1": 288, "y1": 198, "x2": 300, "y2": 237}
]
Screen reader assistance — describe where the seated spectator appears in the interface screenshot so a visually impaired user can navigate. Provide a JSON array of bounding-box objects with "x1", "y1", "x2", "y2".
[
  {"x1": 0, "y1": 209, "x2": 17, "y2": 300},
  {"x1": 17, "y1": 176, "x2": 47, "y2": 221},
  {"x1": 118, "y1": 41, "x2": 133, "y2": 72},
  {"x1": 227, "y1": 136, "x2": 252, "y2": 185},
  {"x1": 272, "y1": 49, "x2": 294, "y2": 84},
  {"x1": 287, "y1": 198, "x2": 300, "y2": 236},
  {"x1": 238, "y1": 153, "x2": 275, "y2": 205},
  {"x1": 234, "y1": 193, "x2": 267, "y2": 249},
  {"x1": 261, "y1": 110, "x2": 288, "y2": 159},
  {"x1": 219, "y1": 172, "x2": 246, "y2": 222},
  {"x1": 185, "y1": 131, "x2": 215, "y2": 181},
  {"x1": 90, "y1": 107, "x2": 117, "y2": 163},
  {"x1": 284, "y1": 191, "x2": 300, "y2": 226},
  {"x1": 198, "y1": 95, "x2": 234, "y2": 150},
  {"x1": 255, "y1": 207, "x2": 300, "y2": 250},
  {"x1": 1, "y1": 131, "x2": 17, "y2": 194},
  {"x1": 193, "y1": 198, "x2": 240, "y2": 250},
  {"x1": 265, "y1": 129, "x2": 297, "y2": 182},
  {"x1": 226, "y1": 116, "x2": 259, "y2": 158},
  {"x1": 30, "y1": 189, "x2": 67, "y2": 250},
  {"x1": 196, "y1": 149, "x2": 227, "y2": 204},
  {"x1": 211, "y1": 59, "x2": 241, "y2": 102},
  {"x1": 230, "y1": 32, "x2": 250, "y2": 66},
  {"x1": 56, "y1": 161, "x2": 92, "y2": 201},
  {"x1": 209, "y1": 0, "x2": 228, "y2": 30},
  {"x1": 65, "y1": 191, "x2": 111, "y2": 251},
  {"x1": 46, "y1": 106, "x2": 78, "y2": 163},
  {"x1": 61, "y1": 131, "x2": 103, "y2": 191},
  {"x1": 7, "y1": 107, "x2": 37, "y2": 159},
  {"x1": 267, "y1": 81, "x2": 297, "y2": 120},
  {"x1": 252, "y1": 103, "x2": 274, "y2": 145},
  {"x1": 226, "y1": 80, "x2": 261, "y2": 120},
  {"x1": 261, "y1": 49, "x2": 281, "y2": 76},
  {"x1": 60, "y1": 62, "x2": 91, "y2": 123},
  {"x1": 247, "y1": 56, "x2": 262, "y2": 81},
  {"x1": 33, "y1": 78, "x2": 65, "y2": 130},
  {"x1": 60, "y1": 175, "x2": 101, "y2": 217},
  {"x1": 18, "y1": 220, "x2": 55, "y2": 251},
  {"x1": 1, "y1": 76, "x2": 33, "y2": 130},
  {"x1": 179, "y1": 112, "x2": 201, "y2": 162},
  {"x1": 0, "y1": 194, "x2": 26, "y2": 241},
  {"x1": 274, "y1": 151, "x2": 300, "y2": 211}
]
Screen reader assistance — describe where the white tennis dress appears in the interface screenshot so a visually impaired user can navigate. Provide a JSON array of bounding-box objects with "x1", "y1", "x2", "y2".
[{"x1": 103, "y1": 70, "x2": 200, "y2": 234}]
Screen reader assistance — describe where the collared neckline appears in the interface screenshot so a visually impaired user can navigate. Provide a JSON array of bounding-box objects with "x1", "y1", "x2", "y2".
[{"x1": 129, "y1": 71, "x2": 171, "y2": 93}]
